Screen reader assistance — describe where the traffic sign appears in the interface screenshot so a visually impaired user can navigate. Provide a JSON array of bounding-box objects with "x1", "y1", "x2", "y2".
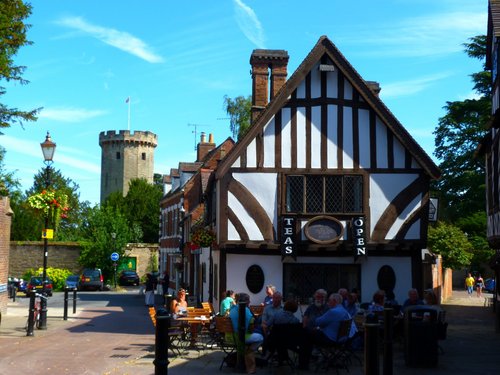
[{"x1": 110, "y1": 252, "x2": 119, "y2": 261}]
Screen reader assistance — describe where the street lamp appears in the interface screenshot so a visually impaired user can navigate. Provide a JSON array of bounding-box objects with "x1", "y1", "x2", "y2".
[
  {"x1": 111, "y1": 232, "x2": 117, "y2": 288},
  {"x1": 39, "y1": 132, "x2": 56, "y2": 330}
]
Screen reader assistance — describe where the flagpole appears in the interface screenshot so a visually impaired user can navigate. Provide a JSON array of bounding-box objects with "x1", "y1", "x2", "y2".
[{"x1": 127, "y1": 97, "x2": 131, "y2": 131}]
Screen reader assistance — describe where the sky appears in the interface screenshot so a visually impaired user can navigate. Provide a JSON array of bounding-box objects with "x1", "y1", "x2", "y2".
[{"x1": 1, "y1": 0, "x2": 488, "y2": 205}]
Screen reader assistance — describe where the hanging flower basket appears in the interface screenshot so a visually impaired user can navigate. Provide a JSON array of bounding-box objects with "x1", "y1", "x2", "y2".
[
  {"x1": 191, "y1": 227, "x2": 216, "y2": 248},
  {"x1": 27, "y1": 189, "x2": 69, "y2": 228}
]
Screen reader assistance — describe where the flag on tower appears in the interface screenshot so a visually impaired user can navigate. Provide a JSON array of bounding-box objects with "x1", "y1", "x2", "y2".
[{"x1": 125, "y1": 97, "x2": 130, "y2": 103}]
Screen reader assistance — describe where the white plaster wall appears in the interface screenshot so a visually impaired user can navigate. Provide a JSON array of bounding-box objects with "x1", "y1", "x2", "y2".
[
  {"x1": 311, "y1": 106, "x2": 322, "y2": 168},
  {"x1": 311, "y1": 63, "x2": 321, "y2": 98},
  {"x1": 393, "y1": 138, "x2": 406, "y2": 169},
  {"x1": 281, "y1": 108, "x2": 292, "y2": 168},
  {"x1": 358, "y1": 109, "x2": 371, "y2": 169},
  {"x1": 327, "y1": 105, "x2": 338, "y2": 169},
  {"x1": 297, "y1": 108, "x2": 307, "y2": 168},
  {"x1": 326, "y1": 66, "x2": 338, "y2": 98},
  {"x1": 200, "y1": 247, "x2": 210, "y2": 302},
  {"x1": 342, "y1": 107, "x2": 353, "y2": 168},
  {"x1": 359, "y1": 256, "x2": 413, "y2": 305},
  {"x1": 247, "y1": 139, "x2": 257, "y2": 168},
  {"x1": 228, "y1": 191, "x2": 263, "y2": 240},
  {"x1": 369, "y1": 174, "x2": 418, "y2": 237},
  {"x1": 344, "y1": 79, "x2": 353, "y2": 100},
  {"x1": 212, "y1": 250, "x2": 220, "y2": 312},
  {"x1": 226, "y1": 254, "x2": 283, "y2": 305},
  {"x1": 386, "y1": 194, "x2": 421, "y2": 240},
  {"x1": 376, "y1": 117, "x2": 388, "y2": 168},
  {"x1": 263, "y1": 117, "x2": 275, "y2": 168},
  {"x1": 233, "y1": 172, "x2": 278, "y2": 235}
]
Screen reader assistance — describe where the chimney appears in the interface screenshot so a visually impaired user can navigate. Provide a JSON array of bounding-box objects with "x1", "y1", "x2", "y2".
[
  {"x1": 366, "y1": 81, "x2": 381, "y2": 97},
  {"x1": 197, "y1": 132, "x2": 215, "y2": 162},
  {"x1": 250, "y1": 49, "x2": 289, "y2": 123}
]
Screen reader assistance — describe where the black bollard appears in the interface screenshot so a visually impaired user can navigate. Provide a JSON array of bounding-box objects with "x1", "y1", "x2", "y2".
[
  {"x1": 12, "y1": 286, "x2": 16, "y2": 302},
  {"x1": 154, "y1": 308, "x2": 170, "y2": 375},
  {"x1": 364, "y1": 313, "x2": 380, "y2": 375},
  {"x1": 237, "y1": 301, "x2": 246, "y2": 371},
  {"x1": 383, "y1": 308, "x2": 393, "y2": 375},
  {"x1": 26, "y1": 291, "x2": 36, "y2": 336},
  {"x1": 63, "y1": 288, "x2": 69, "y2": 320},
  {"x1": 73, "y1": 288, "x2": 77, "y2": 314}
]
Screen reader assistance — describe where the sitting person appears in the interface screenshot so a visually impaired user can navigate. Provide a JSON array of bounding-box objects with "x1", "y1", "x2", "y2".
[
  {"x1": 368, "y1": 290, "x2": 386, "y2": 313},
  {"x1": 229, "y1": 293, "x2": 264, "y2": 374},
  {"x1": 261, "y1": 284, "x2": 276, "y2": 306},
  {"x1": 345, "y1": 292, "x2": 359, "y2": 317},
  {"x1": 220, "y1": 289, "x2": 236, "y2": 316},
  {"x1": 302, "y1": 289, "x2": 329, "y2": 331},
  {"x1": 298, "y1": 293, "x2": 352, "y2": 371},
  {"x1": 261, "y1": 292, "x2": 283, "y2": 336},
  {"x1": 402, "y1": 288, "x2": 424, "y2": 311},
  {"x1": 170, "y1": 288, "x2": 188, "y2": 315},
  {"x1": 424, "y1": 290, "x2": 438, "y2": 306},
  {"x1": 265, "y1": 300, "x2": 303, "y2": 363}
]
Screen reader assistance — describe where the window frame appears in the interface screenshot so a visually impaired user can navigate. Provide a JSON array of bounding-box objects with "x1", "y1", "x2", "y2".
[{"x1": 284, "y1": 173, "x2": 365, "y2": 215}]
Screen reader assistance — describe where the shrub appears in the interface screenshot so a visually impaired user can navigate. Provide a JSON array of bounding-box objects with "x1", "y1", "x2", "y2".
[{"x1": 22, "y1": 267, "x2": 73, "y2": 291}]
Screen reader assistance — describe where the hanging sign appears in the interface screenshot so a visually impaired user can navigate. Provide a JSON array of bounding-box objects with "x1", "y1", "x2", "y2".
[
  {"x1": 281, "y1": 216, "x2": 297, "y2": 260},
  {"x1": 352, "y1": 216, "x2": 367, "y2": 260},
  {"x1": 42, "y1": 229, "x2": 53, "y2": 239}
]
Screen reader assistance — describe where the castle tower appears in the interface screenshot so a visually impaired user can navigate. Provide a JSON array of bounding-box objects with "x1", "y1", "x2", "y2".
[{"x1": 99, "y1": 130, "x2": 158, "y2": 203}]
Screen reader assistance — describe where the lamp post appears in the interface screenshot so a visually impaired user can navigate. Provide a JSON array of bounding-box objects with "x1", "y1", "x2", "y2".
[{"x1": 39, "y1": 132, "x2": 56, "y2": 330}]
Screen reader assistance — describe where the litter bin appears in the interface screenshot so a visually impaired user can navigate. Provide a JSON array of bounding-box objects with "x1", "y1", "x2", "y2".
[{"x1": 404, "y1": 305, "x2": 439, "y2": 367}]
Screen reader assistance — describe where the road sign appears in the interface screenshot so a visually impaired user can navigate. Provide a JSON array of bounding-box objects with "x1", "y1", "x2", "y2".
[
  {"x1": 110, "y1": 252, "x2": 119, "y2": 261},
  {"x1": 42, "y1": 229, "x2": 54, "y2": 239}
]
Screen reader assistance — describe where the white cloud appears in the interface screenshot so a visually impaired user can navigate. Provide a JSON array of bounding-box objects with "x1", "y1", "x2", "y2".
[
  {"x1": 233, "y1": 0, "x2": 266, "y2": 48},
  {"x1": 380, "y1": 73, "x2": 451, "y2": 99},
  {"x1": 2, "y1": 135, "x2": 100, "y2": 174},
  {"x1": 39, "y1": 107, "x2": 108, "y2": 122},
  {"x1": 344, "y1": 11, "x2": 486, "y2": 58},
  {"x1": 56, "y1": 16, "x2": 164, "y2": 63}
]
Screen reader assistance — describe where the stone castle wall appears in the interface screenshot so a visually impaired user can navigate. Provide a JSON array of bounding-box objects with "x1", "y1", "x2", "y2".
[{"x1": 99, "y1": 130, "x2": 157, "y2": 203}]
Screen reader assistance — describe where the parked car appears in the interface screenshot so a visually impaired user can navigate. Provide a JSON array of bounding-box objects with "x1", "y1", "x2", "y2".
[
  {"x1": 484, "y1": 278, "x2": 496, "y2": 293},
  {"x1": 26, "y1": 276, "x2": 53, "y2": 296},
  {"x1": 65, "y1": 275, "x2": 79, "y2": 289},
  {"x1": 118, "y1": 270, "x2": 140, "y2": 286},
  {"x1": 79, "y1": 268, "x2": 104, "y2": 291}
]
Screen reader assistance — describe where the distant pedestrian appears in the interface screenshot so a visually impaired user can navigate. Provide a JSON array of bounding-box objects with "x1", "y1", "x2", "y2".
[
  {"x1": 144, "y1": 273, "x2": 156, "y2": 307},
  {"x1": 465, "y1": 273, "x2": 475, "y2": 298},
  {"x1": 476, "y1": 274, "x2": 484, "y2": 298}
]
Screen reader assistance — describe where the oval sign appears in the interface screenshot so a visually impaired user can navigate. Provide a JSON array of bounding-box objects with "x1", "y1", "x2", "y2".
[{"x1": 304, "y1": 216, "x2": 344, "y2": 244}]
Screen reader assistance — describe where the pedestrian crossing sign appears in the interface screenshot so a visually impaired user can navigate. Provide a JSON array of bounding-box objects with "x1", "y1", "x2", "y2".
[{"x1": 42, "y1": 229, "x2": 54, "y2": 239}]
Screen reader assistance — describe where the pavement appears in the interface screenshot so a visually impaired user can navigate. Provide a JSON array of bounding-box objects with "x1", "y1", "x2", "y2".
[{"x1": 0, "y1": 289, "x2": 499, "y2": 375}]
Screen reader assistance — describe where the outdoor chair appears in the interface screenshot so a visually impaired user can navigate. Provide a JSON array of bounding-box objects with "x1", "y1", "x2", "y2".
[
  {"x1": 266, "y1": 322, "x2": 303, "y2": 369},
  {"x1": 215, "y1": 316, "x2": 237, "y2": 370},
  {"x1": 315, "y1": 319, "x2": 354, "y2": 374}
]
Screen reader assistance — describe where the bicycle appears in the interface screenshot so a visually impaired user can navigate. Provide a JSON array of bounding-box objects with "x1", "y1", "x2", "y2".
[{"x1": 25, "y1": 292, "x2": 47, "y2": 332}]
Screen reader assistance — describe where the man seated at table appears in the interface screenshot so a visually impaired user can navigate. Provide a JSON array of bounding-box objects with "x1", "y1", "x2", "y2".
[
  {"x1": 298, "y1": 293, "x2": 352, "y2": 371},
  {"x1": 402, "y1": 288, "x2": 424, "y2": 311},
  {"x1": 229, "y1": 293, "x2": 264, "y2": 374},
  {"x1": 265, "y1": 300, "x2": 303, "y2": 364},
  {"x1": 302, "y1": 289, "x2": 329, "y2": 331}
]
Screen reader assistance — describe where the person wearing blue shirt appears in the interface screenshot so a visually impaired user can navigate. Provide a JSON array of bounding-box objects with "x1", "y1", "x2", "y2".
[
  {"x1": 298, "y1": 293, "x2": 351, "y2": 370},
  {"x1": 229, "y1": 293, "x2": 263, "y2": 374}
]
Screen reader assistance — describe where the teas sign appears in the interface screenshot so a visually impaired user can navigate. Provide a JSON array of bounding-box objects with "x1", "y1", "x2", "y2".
[
  {"x1": 352, "y1": 216, "x2": 367, "y2": 259},
  {"x1": 281, "y1": 216, "x2": 297, "y2": 260}
]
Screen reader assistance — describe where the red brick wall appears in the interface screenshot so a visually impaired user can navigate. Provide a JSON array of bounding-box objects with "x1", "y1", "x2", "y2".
[{"x1": 0, "y1": 197, "x2": 13, "y2": 316}]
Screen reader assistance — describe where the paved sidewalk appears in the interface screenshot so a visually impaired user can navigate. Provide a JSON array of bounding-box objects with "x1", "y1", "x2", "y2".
[{"x1": 1, "y1": 290, "x2": 499, "y2": 375}]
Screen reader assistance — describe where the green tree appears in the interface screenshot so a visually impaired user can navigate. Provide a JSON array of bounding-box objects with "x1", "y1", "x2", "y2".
[
  {"x1": 432, "y1": 36, "x2": 490, "y2": 220},
  {"x1": 428, "y1": 222, "x2": 473, "y2": 269},
  {"x1": 11, "y1": 168, "x2": 89, "y2": 241},
  {"x1": 79, "y1": 205, "x2": 133, "y2": 281},
  {"x1": 124, "y1": 178, "x2": 162, "y2": 243},
  {"x1": 223, "y1": 95, "x2": 252, "y2": 140},
  {"x1": 0, "y1": 146, "x2": 20, "y2": 195},
  {"x1": 0, "y1": 0, "x2": 40, "y2": 131}
]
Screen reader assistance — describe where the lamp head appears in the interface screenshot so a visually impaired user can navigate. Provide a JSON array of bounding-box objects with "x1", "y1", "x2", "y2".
[{"x1": 41, "y1": 132, "x2": 56, "y2": 162}]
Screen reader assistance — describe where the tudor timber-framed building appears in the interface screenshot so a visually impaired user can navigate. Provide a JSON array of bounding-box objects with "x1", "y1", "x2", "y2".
[
  {"x1": 485, "y1": 0, "x2": 500, "y2": 331},
  {"x1": 208, "y1": 36, "x2": 440, "y2": 309}
]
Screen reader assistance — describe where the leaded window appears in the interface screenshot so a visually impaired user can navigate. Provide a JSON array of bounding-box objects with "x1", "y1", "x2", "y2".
[{"x1": 286, "y1": 175, "x2": 363, "y2": 214}]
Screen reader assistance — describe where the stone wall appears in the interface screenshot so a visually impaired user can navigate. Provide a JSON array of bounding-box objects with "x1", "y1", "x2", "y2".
[
  {"x1": 0, "y1": 197, "x2": 13, "y2": 317},
  {"x1": 8, "y1": 242, "x2": 158, "y2": 280}
]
